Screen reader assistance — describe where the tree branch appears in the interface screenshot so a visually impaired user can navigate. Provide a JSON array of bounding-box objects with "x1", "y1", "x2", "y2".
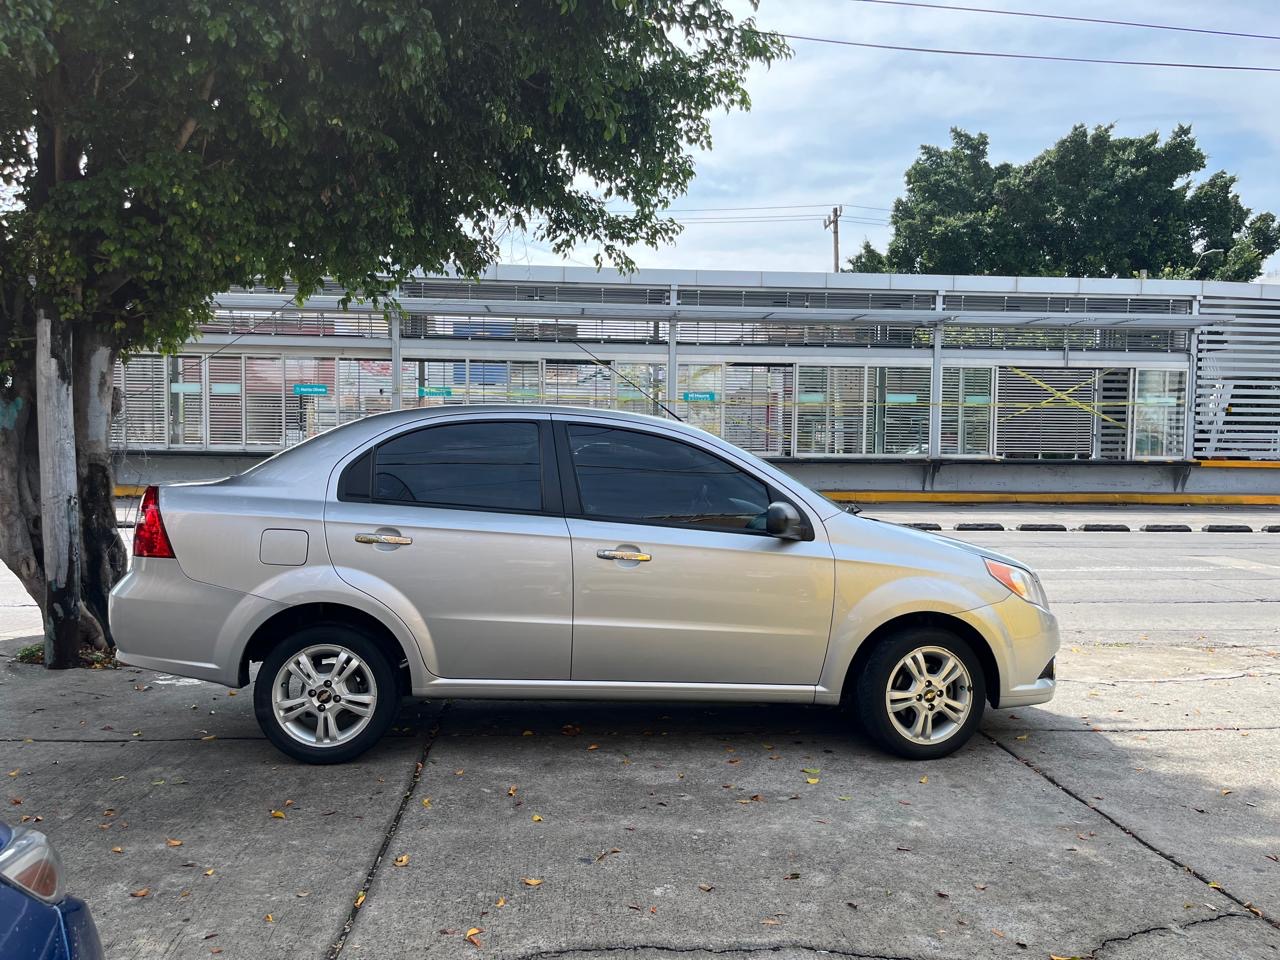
[{"x1": 175, "y1": 70, "x2": 216, "y2": 154}]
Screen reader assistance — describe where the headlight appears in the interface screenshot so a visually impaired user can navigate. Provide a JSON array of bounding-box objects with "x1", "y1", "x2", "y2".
[
  {"x1": 0, "y1": 826, "x2": 66, "y2": 903},
  {"x1": 984, "y1": 558, "x2": 1049, "y2": 609}
]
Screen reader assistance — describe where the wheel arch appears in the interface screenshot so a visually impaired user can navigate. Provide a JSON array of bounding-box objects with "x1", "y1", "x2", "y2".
[
  {"x1": 840, "y1": 611, "x2": 1001, "y2": 708},
  {"x1": 238, "y1": 602, "x2": 413, "y2": 691}
]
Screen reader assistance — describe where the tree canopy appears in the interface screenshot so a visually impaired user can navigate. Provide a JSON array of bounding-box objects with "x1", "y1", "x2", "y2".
[
  {"x1": 848, "y1": 125, "x2": 1278, "y2": 281},
  {"x1": 0, "y1": 0, "x2": 785, "y2": 656}
]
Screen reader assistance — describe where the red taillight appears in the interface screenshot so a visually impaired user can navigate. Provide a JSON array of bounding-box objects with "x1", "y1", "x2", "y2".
[{"x1": 133, "y1": 485, "x2": 175, "y2": 559}]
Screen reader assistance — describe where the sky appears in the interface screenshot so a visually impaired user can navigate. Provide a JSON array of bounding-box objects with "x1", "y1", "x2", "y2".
[{"x1": 507, "y1": 0, "x2": 1280, "y2": 279}]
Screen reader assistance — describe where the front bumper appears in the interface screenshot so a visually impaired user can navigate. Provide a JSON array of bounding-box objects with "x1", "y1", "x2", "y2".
[{"x1": 958, "y1": 594, "x2": 1060, "y2": 708}]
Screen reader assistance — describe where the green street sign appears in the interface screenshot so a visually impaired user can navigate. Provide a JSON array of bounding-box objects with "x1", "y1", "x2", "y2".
[
  {"x1": 682, "y1": 391, "x2": 717, "y2": 402},
  {"x1": 292, "y1": 383, "x2": 329, "y2": 396},
  {"x1": 419, "y1": 386, "x2": 453, "y2": 397}
]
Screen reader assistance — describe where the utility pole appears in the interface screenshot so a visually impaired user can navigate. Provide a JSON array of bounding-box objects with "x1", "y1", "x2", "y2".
[{"x1": 823, "y1": 205, "x2": 843, "y2": 273}]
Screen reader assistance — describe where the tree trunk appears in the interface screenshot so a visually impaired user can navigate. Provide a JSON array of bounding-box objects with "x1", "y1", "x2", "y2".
[
  {"x1": 34, "y1": 305, "x2": 82, "y2": 669},
  {"x1": 74, "y1": 323, "x2": 125, "y2": 647},
  {"x1": 0, "y1": 376, "x2": 45, "y2": 608}
]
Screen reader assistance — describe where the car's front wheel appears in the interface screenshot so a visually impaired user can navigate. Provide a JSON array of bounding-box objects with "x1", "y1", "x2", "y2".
[
  {"x1": 854, "y1": 627, "x2": 986, "y2": 760},
  {"x1": 253, "y1": 625, "x2": 398, "y2": 764}
]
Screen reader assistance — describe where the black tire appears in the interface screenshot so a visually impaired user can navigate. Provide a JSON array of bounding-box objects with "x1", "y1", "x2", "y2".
[
  {"x1": 253, "y1": 623, "x2": 399, "y2": 764},
  {"x1": 853, "y1": 627, "x2": 987, "y2": 760}
]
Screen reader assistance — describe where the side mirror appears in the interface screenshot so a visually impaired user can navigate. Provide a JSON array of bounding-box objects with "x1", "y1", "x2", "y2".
[{"x1": 765, "y1": 501, "x2": 804, "y2": 540}]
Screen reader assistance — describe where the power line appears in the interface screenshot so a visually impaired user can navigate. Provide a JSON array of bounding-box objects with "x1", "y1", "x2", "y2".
[
  {"x1": 847, "y1": 0, "x2": 1280, "y2": 43},
  {"x1": 776, "y1": 32, "x2": 1280, "y2": 73},
  {"x1": 604, "y1": 202, "x2": 894, "y2": 214}
]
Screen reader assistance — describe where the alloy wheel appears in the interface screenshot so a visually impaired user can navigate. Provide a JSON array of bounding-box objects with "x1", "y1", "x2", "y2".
[
  {"x1": 270, "y1": 644, "x2": 378, "y2": 747},
  {"x1": 883, "y1": 645, "x2": 974, "y2": 745}
]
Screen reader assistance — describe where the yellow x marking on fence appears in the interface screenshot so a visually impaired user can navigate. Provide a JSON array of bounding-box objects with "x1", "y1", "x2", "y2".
[{"x1": 999, "y1": 367, "x2": 1124, "y2": 427}]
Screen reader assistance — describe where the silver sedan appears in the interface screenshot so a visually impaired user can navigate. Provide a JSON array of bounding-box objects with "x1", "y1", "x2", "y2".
[{"x1": 109, "y1": 406, "x2": 1058, "y2": 763}]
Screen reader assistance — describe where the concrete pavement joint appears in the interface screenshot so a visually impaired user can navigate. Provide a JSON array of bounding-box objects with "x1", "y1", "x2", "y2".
[
  {"x1": 984, "y1": 733, "x2": 1280, "y2": 932},
  {"x1": 1058, "y1": 670, "x2": 1280, "y2": 685},
  {"x1": 325, "y1": 702, "x2": 449, "y2": 960},
  {"x1": 500, "y1": 942, "x2": 943, "y2": 960}
]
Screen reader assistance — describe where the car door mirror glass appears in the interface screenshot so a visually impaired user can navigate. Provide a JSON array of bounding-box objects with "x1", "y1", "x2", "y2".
[{"x1": 764, "y1": 502, "x2": 804, "y2": 540}]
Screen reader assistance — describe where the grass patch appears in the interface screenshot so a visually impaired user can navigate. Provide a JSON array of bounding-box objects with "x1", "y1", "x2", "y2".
[{"x1": 11, "y1": 643, "x2": 118, "y2": 669}]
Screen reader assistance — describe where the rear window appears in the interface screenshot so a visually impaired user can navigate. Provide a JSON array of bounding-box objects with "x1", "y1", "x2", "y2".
[{"x1": 371, "y1": 420, "x2": 542, "y2": 512}]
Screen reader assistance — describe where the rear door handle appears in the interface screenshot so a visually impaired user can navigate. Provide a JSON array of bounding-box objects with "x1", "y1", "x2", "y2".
[
  {"x1": 597, "y1": 549, "x2": 651, "y2": 562},
  {"x1": 355, "y1": 533, "x2": 413, "y2": 546}
]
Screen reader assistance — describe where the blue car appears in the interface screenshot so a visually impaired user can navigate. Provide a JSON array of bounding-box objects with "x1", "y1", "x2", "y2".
[{"x1": 0, "y1": 821, "x2": 104, "y2": 960}]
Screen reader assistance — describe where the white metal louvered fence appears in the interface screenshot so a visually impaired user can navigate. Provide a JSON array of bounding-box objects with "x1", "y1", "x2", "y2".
[{"x1": 1193, "y1": 319, "x2": 1280, "y2": 458}]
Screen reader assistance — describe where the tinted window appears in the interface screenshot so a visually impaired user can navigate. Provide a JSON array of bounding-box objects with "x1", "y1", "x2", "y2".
[
  {"x1": 567, "y1": 424, "x2": 770, "y2": 531},
  {"x1": 375, "y1": 421, "x2": 541, "y2": 511}
]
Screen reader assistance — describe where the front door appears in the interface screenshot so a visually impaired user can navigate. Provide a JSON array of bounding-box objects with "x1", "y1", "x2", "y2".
[
  {"x1": 325, "y1": 416, "x2": 572, "y2": 680},
  {"x1": 557, "y1": 419, "x2": 835, "y2": 685}
]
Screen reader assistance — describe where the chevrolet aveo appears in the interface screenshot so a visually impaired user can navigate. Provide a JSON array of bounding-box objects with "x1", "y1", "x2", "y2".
[{"x1": 109, "y1": 406, "x2": 1058, "y2": 764}]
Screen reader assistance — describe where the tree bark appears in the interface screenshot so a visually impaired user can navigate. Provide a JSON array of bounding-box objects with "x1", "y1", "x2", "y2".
[
  {"x1": 0, "y1": 376, "x2": 45, "y2": 608},
  {"x1": 74, "y1": 323, "x2": 125, "y2": 646},
  {"x1": 35, "y1": 305, "x2": 83, "y2": 669}
]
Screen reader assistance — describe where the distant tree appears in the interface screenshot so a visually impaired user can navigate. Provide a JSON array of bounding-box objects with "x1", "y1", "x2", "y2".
[
  {"x1": 0, "y1": 1, "x2": 786, "y2": 665},
  {"x1": 845, "y1": 239, "x2": 888, "y2": 273},
  {"x1": 850, "y1": 125, "x2": 1279, "y2": 281}
]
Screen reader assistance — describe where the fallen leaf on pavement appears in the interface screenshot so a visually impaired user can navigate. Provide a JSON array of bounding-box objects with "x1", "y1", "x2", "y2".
[
  {"x1": 1015, "y1": 735, "x2": 1029, "y2": 741},
  {"x1": 166, "y1": 839, "x2": 183, "y2": 847},
  {"x1": 521, "y1": 877, "x2": 543, "y2": 886},
  {"x1": 466, "y1": 927, "x2": 483, "y2": 947},
  {"x1": 264, "y1": 914, "x2": 274, "y2": 923},
  {"x1": 698, "y1": 884, "x2": 714, "y2": 892},
  {"x1": 802, "y1": 768, "x2": 820, "y2": 774},
  {"x1": 130, "y1": 888, "x2": 150, "y2": 898},
  {"x1": 587, "y1": 744, "x2": 599, "y2": 751},
  {"x1": 354, "y1": 891, "x2": 366, "y2": 908},
  {"x1": 204, "y1": 869, "x2": 215, "y2": 877},
  {"x1": 991, "y1": 929, "x2": 1005, "y2": 938},
  {"x1": 495, "y1": 896, "x2": 506, "y2": 908},
  {"x1": 422, "y1": 797, "x2": 432, "y2": 809},
  {"x1": 974, "y1": 883, "x2": 988, "y2": 891},
  {"x1": 111, "y1": 846, "x2": 123, "y2": 854},
  {"x1": 531, "y1": 814, "x2": 543, "y2": 822},
  {"x1": 595, "y1": 848, "x2": 622, "y2": 862},
  {"x1": 393, "y1": 855, "x2": 410, "y2": 867},
  {"x1": 919, "y1": 775, "x2": 928, "y2": 784},
  {"x1": 761, "y1": 918, "x2": 781, "y2": 926},
  {"x1": 270, "y1": 810, "x2": 286, "y2": 819},
  {"x1": 805, "y1": 778, "x2": 819, "y2": 785}
]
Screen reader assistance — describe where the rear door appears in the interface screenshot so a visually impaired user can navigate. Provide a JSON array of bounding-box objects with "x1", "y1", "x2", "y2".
[
  {"x1": 556, "y1": 417, "x2": 835, "y2": 685},
  {"x1": 325, "y1": 414, "x2": 572, "y2": 680}
]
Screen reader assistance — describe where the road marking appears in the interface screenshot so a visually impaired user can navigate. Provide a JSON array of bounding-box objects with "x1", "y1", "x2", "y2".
[
  {"x1": 1036, "y1": 567, "x2": 1216, "y2": 573},
  {"x1": 1199, "y1": 556, "x2": 1280, "y2": 574}
]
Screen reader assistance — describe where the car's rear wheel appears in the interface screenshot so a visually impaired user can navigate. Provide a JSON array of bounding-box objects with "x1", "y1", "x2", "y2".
[
  {"x1": 253, "y1": 625, "x2": 398, "y2": 764},
  {"x1": 854, "y1": 627, "x2": 986, "y2": 760}
]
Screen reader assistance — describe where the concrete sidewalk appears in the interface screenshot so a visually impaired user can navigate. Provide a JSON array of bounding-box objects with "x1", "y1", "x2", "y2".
[{"x1": 3, "y1": 530, "x2": 1279, "y2": 959}]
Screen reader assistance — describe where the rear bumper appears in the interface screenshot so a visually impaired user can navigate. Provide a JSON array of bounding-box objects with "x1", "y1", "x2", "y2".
[{"x1": 109, "y1": 557, "x2": 284, "y2": 687}]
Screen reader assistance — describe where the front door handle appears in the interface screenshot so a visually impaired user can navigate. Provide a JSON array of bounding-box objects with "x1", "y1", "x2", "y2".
[
  {"x1": 597, "y1": 549, "x2": 651, "y2": 562},
  {"x1": 355, "y1": 533, "x2": 413, "y2": 546}
]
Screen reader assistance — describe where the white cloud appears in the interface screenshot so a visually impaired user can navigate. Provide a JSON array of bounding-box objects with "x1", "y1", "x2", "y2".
[{"x1": 532, "y1": 0, "x2": 1280, "y2": 275}]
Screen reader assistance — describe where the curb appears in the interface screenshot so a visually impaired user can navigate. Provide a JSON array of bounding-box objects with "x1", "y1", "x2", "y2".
[
  {"x1": 1078, "y1": 523, "x2": 1131, "y2": 532},
  {"x1": 904, "y1": 522, "x2": 943, "y2": 531},
  {"x1": 1016, "y1": 523, "x2": 1068, "y2": 532},
  {"x1": 1140, "y1": 524, "x2": 1194, "y2": 533},
  {"x1": 955, "y1": 522, "x2": 1006, "y2": 531},
  {"x1": 1202, "y1": 524, "x2": 1254, "y2": 533},
  {"x1": 1265, "y1": 525, "x2": 1280, "y2": 533}
]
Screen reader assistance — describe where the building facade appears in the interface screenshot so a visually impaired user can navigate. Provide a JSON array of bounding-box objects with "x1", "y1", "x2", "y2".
[{"x1": 110, "y1": 267, "x2": 1280, "y2": 475}]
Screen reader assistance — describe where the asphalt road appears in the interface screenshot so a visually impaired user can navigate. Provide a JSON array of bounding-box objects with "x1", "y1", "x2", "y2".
[{"x1": 1, "y1": 521, "x2": 1278, "y2": 960}]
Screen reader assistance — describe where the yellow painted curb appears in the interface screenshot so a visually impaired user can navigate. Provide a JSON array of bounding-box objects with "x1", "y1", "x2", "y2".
[
  {"x1": 823, "y1": 491, "x2": 1280, "y2": 506},
  {"x1": 1198, "y1": 460, "x2": 1280, "y2": 469},
  {"x1": 114, "y1": 485, "x2": 147, "y2": 497}
]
